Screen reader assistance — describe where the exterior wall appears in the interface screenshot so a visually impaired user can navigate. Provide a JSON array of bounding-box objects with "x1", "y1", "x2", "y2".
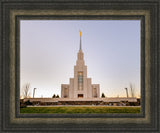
[
  {"x1": 61, "y1": 84, "x2": 69, "y2": 98},
  {"x1": 73, "y1": 64, "x2": 88, "y2": 98},
  {"x1": 69, "y1": 78, "x2": 74, "y2": 98},
  {"x1": 92, "y1": 84, "x2": 100, "y2": 98},
  {"x1": 87, "y1": 78, "x2": 92, "y2": 98},
  {"x1": 73, "y1": 65, "x2": 88, "y2": 98}
]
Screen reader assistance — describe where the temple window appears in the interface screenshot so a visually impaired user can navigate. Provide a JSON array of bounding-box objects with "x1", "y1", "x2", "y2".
[{"x1": 78, "y1": 72, "x2": 83, "y2": 90}]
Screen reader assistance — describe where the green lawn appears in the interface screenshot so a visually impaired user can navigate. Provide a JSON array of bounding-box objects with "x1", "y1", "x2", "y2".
[{"x1": 20, "y1": 106, "x2": 140, "y2": 113}]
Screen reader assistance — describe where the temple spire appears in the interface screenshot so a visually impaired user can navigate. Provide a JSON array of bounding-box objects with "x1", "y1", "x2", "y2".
[
  {"x1": 77, "y1": 30, "x2": 84, "y2": 61},
  {"x1": 79, "y1": 30, "x2": 82, "y2": 50}
]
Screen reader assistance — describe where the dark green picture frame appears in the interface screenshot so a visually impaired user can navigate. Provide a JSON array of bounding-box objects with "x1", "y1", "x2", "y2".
[{"x1": 0, "y1": 0, "x2": 159, "y2": 132}]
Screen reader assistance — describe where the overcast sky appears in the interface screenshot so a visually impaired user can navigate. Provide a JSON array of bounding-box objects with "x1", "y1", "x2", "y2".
[{"x1": 20, "y1": 20, "x2": 140, "y2": 98}]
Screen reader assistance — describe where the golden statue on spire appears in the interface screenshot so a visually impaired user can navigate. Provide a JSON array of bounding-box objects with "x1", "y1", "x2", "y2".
[{"x1": 79, "y1": 30, "x2": 82, "y2": 37}]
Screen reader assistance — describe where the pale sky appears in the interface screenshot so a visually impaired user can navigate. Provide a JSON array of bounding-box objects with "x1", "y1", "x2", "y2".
[{"x1": 20, "y1": 20, "x2": 140, "y2": 98}]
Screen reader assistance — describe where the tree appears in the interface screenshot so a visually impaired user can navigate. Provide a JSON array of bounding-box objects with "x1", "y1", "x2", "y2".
[
  {"x1": 22, "y1": 83, "x2": 31, "y2": 98},
  {"x1": 130, "y1": 83, "x2": 135, "y2": 97},
  {"x1": 101, "y1": 93, "x2": 105, "y2": 98},
  {"x1": 56, "y1": 95, "x2": 59, "y2": 98},
  {"x1": 125, "y1": 88, "x2": 129, "y2": 98},
  {"x1": 52, "y1": 94, "x2": 56, "y2": 98}
]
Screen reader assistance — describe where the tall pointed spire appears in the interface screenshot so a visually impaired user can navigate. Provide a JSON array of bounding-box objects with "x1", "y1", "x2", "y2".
[
  {"x1": 77, "y1": 30, "x2": 84, "y2": 62},
  {"x1": 79, "y1": 30, "x2": 82, "y2": 50}
]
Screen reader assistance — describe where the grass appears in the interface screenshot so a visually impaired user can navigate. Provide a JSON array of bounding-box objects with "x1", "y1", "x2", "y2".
[{"x1": 20, "y1": 106, "x2": 141, "y2": 114}]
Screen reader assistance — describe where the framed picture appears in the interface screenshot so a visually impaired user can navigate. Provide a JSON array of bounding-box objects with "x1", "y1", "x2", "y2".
[{"x1": 0, "y1": 0, "x2": 159, "y2": 132}]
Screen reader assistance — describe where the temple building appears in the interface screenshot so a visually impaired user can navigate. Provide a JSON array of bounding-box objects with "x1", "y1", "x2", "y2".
[
  {"x1": 61, "y1": 31, "x2": 100, "y2": 98},
  {"x1": 23, "y1": 31, "x2": 139, "y2": 106}
]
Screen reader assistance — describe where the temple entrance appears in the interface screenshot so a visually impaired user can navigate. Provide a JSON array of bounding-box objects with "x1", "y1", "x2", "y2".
[{"x1": 78, "y1": 94, "x2": 83, "y2": 98}]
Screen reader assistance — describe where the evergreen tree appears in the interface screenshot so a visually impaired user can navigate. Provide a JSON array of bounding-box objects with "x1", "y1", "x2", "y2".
[
  {"x1": 52, "y1": 94, "x2": 56, "y2": 98},
  {"x1": 101, "y1": 93, "x2": 105, "y2": 98}
]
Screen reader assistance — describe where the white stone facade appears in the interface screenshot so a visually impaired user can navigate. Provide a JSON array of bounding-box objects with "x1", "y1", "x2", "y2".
[{"x1": 61, "y1": 36, "x2": 100, "y2": 98}]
